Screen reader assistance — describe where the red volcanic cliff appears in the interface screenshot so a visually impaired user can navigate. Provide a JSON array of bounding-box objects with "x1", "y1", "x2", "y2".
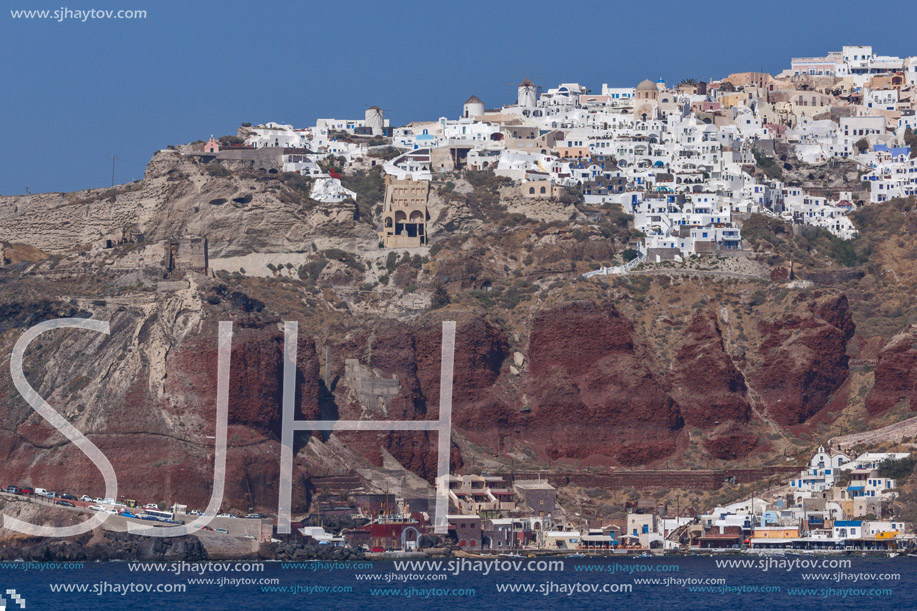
[
  {"x1": 178, "y1": 324, "x2": 323, "y2": 435},
  {"x1": 671, "y1": 311, "x2": 750, "y2": 428},
  {"x1": 525, "y1": 301, "x2": 684, "y2": 465},
  {"x1": 750, "y1": 295, "x2": 854, "y2": 425},
  {"x1": 865, "y1": 325, "x2": 917, "y2": 415},
  {"x1": 703, "y1": 422, "x2": 761, "y2": 460}
]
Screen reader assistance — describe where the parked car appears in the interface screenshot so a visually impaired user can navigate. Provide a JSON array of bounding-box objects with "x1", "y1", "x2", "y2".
[
  {"x1": 34, "y1": 488, "x2": 48, "y2": 496},
  {"x1": 121, "y1": 511, "x2": 138, "y2": 518},
  {"x1": 55, "y1": 500, "x2": 75, "y2": 507},
  {"x1": 245, "y1": 513, "x2": 267, "y2": 519},
  {"x1": 88, "y1": 505, "x2": 104, "y2": 512},
  {"x1": 21, "y1": 487, "x2": 34, "y2": 495},
  {"x1": 60, "y1": 493, "x2": 77, "y2": 501},
  {"x1": 370, "y1": 547, "x2": 385, "y2": 553},
  {"x1": 143, "y1": 503, "x2": 159, "y2": 510},
  {"x1": 80, "y1": 495, "x2": 93, "y2": 502},
  {"x1": 7, "y1": 485, "x2": 21, "y2": 495},
  {"x1": 217, "y1": 513, "x2": 237, "y2": 518},
  {"x1": 214, "y1": 528, "x2": 228, "y2": 534}
]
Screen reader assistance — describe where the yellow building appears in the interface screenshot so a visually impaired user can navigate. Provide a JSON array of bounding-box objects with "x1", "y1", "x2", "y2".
[
  {"x1": 379, "y1": 176, "x2": 430, "y2": 248},
  {"x1": 752, "y1": 527, "x2": 800, "y2": 539}
]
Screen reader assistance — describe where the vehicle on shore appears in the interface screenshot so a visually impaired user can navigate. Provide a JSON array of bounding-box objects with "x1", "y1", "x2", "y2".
[
  {"x1": 6, "y1": 486, "x2": 21, "y2": 495},
  {"x1": 55, "y1": 500, "x2": 75, "y2": 507}
]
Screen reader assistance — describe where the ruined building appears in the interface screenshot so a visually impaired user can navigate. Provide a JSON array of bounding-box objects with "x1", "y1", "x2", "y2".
[
  {"x1": 380, "y1": 176, "x2": 430, "y2": 248},
  {"x1": 168, "y1": 235, "x2": 208, "y2": 273}
]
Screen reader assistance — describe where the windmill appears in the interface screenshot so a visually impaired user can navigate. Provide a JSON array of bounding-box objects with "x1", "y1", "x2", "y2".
[
  {"x1": 506, "y1": 67, "x2": 543, "y2": 107},
  {"x1": 364, "y1": 105, "x2": 385, "y2": 136}
]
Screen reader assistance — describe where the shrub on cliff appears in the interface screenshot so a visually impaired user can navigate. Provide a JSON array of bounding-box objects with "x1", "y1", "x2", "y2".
[
  {"x1": 752, "y1": 148, "x2": 782, "y2": 180},
  {"x1": 203, "y1": 162, "x2": 232, "y2": 177},
  {"x1": 218, "y1": 135, "x2": 243, "y2": 147},
  {"x1": 878, "y1": 456, "x2": 916, "y2": 481},
  {"x1": 320, "y1": 248, "x2": 365, "y2": 272},
  {"x1": 280, "y1": 172, "x2": 312, "y2": 198}
]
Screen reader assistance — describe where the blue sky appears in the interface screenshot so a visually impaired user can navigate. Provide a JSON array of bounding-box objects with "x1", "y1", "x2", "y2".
[{"x1": 2, "y1": 0, "x2": 915, "y2": 194}]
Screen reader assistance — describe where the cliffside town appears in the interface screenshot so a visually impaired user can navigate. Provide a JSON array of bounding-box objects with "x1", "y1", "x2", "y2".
[{"x1": 3, "y1": 45, "x2": 917, "y2": 552}]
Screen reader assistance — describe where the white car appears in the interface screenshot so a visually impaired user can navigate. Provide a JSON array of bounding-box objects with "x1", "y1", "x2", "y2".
[
  {"x1": 88, "y1": 505, "x2": 104, "y2": 512},
  {"x1": 143, "y1": 503, "x2": 159, "y2": 510},
  {"x1": 80, "y1": 495, "x2": 92, "y2": 502},
  {"x1": 216, "y1": 513, "x2": 237, "y2": 518}
]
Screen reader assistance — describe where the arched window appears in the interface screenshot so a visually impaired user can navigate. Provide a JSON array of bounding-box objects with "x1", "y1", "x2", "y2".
[
  {"x1": 540, "y1": 186, "x2": 546, "y2": 194},
  {"x1": 529, "y1": 187, "x2": 535, "y2": 194}
]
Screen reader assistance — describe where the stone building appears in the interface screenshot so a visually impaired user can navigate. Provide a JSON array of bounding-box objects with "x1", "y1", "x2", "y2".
[
  {"x1": 513, "y1": 480, "x2": 556, "y2": 516},
  {"x1": 634, "y1": 79, "x2": 660, "y2": 121},
  {"x1": 521, "y1": 179, "x2": 558, "y2": 198},
  {"x1": 168, "y1": 235, "x2": 208, "y2": 273},
  {"x1": 379, "y1": 176, "x2": 430, "y2": 248}
]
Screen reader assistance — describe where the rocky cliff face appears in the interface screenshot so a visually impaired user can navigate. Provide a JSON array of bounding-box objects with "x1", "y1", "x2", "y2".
[
  {"x1": 525, "y1": 301, "x2": 684, "y2": 465},
  {"x1": 0, "y1": 151, "x2": 372, "y2": 258},
  {"x1": 866, "y1": 325, "x2": 917, "y2": 415},
  {"x1": 2, "y1": 148, "x2": 913, "y2": 510},
  {"x1": 671, "y1": 311, "x2": 750, "y2": 428},
  {"x1": 0, "y1": 290, "x2": 315, "y2": 512},
  {"x1": 750, "y1": 294, "x2": 855, "y2": 425}
]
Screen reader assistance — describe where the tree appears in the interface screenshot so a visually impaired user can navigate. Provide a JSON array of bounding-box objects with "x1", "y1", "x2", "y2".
[
  {"x1": 855, "y1": 138, "x2": 869, "y2": 153},
  {"x1": 904, "y1": 127, "x2": 917, "y2": 159},
  {"x1": 431, "y1": 284, "x2": 450, "y2": 308}
]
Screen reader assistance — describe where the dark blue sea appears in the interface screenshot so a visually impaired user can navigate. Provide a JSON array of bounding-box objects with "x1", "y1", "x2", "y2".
[{"x1": 0, "y1": 555, "x2": 912, "y2": 609}]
